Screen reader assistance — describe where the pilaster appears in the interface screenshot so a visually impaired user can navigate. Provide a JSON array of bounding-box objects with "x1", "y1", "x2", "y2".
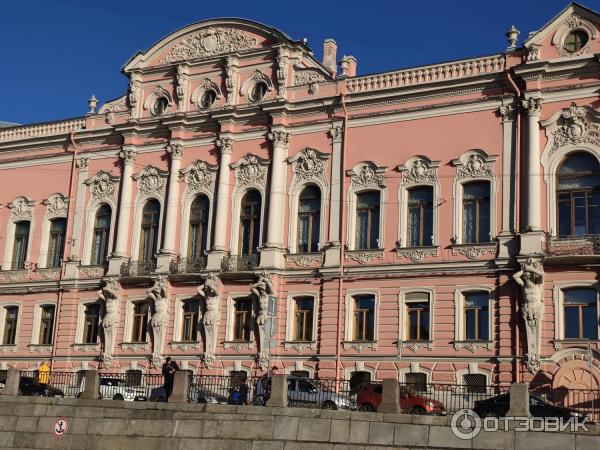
[
  {"x1": 323, "y1": 124, "x2": 343, "y2": 267},
  {"x1": 497, "y1": 101, "x2": 517, "y2": 259},
  {"x1": 64, "y1": 157, "x2": 89, "y2": 278}
]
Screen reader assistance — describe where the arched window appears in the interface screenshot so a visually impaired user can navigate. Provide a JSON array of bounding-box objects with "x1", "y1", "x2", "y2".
[
  {"x1": 462, "y1": 181, "x2": 490, "y2": 244},
  {"x1": 188, "y1": 195, "x2": 209, "y2": 259},
  {"x1": 407, "y1": 186, "x2": 433, "y2": 247},
  {"x1": 48, "y1": 218, "x2": 67, "y2": 268},
  {"x1": 297, "y1": 186, "x2": 321, "y2": 253},
  {"x1": 557, "y1": 152, "x2": 600, "y2": 237},
  {"x1": 356, "y1": 191, "x2": 380, "y2": 250},
  {"x1": 91, "y1": 205, "x2": 111, "y2": 265},
  {"x1": 139, "y1": 200, "x2": 160, "y2": 262},
  {"x1": 239, "y1": 190, "x2": 261, "y2": 256},
  {"x1": 12, "y1": 221, "x2": 30, "y2": 270}
]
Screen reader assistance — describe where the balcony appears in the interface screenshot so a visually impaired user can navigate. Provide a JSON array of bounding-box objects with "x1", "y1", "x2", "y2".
[
  {"x1": 120, "y1": 259, "x2": 156, "y2": 277},
  {"x1": 169, "y1": 256, "x2": 207, "y2": 274},
  {"x1": 221, "y1": 254, "x2": 259, "y2": 272},
  {"x1": 545, "y1": 234, "x2": 600, "y2": 262}
]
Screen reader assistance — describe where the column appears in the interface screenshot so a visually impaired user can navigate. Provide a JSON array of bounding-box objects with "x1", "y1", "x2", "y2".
[
  {"x1": 324, "y1": 124, "x2": 343, "y2": 267},
  {"x1": 261, "y1": 128, "x2": 290, "y2": 269},
  {"x1": 205, "y1": 135, "x2": 233, "y2": 270},
  {"x1": 107, "y1": 146, "x2": 136, "y2": 275},
  {"x1": 497, "y1": 103, "x2": 516, "y2": 259},
  {"x1": 523, "y1": 96, "x2": 542, "y2": 231},
  {"x1": 65, "y1": 157, "x2": 89, "y2": 278},
  {"x1": 156, "y1": 142, "x2": 183, "y2": 272}
]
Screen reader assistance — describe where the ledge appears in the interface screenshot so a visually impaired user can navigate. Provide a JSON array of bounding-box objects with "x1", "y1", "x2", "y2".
[
  {"x1": 0, "y1": 345, "x2": 17, "y2": 353},
  {"x1": 285, "y1": 253, "x2": 323, "y2": 268},
  {"x1": 344, "y1": 250, "x2": 385, "y2": 265},
  {"x1": 72, "y1": 343, "x2": 101, "y2": 353},
  {"x1": 120, "y1": 342, "x2": 150, "y2": 351},
  {"x1": 451, "y1": 243, "x2": 497, "y2": 259},
  {"x1": 27, "y1": 344, "x2": 53, "y2": 353},
  {"x1": 394, "y1": 246, "x2": 438, "y2": 262},
  {"x1": 342, "y1": 341, "x2": 378, "y2": 352},
  {"x1": 398, "y1": 340, "x2": 434, "y2": 352},
  {"x1": 283, "y1": 341, "x2": 317, "y2": 351},
  {"x1": 453, "y1": 340, "x2": 494, "y2": 352},
  {"x1": 553, "y1": 339, "x2": 600, "y2": 351},
  {"x1": 223, "y1": 341, "x2": 255, "y2": 352},
  {"x1": 170, "y1": 341, "x2": 202, "y2": 351}
]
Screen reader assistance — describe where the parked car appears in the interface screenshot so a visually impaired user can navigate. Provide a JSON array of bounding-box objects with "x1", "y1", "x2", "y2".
[
  {"x1": 78, "y1": 377, "x2": 147, "y2": 401},
  {"x1": 356, "y1": 382, "x2": 446, "y2": 415},
  {"x1": 19, "y1": 376, "x2": 64, "y2": 397},
  {"x1": 287, "y1": 377, "x2": 355, "y2": 410},
  {"x1": 473, "y1": 394, "x2": 589, "y2": 421}
]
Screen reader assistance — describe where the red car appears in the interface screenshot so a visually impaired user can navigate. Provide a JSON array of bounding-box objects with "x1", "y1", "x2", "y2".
[{"x1": 356, "y1": 383, "x2": 446, "y2": 415}]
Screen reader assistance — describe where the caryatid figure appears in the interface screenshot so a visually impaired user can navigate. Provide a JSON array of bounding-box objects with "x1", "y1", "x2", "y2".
[
  {"x1": 197, "y1": 272, "x2": 221, "y2": 368},
  {"x1": 148, "y1": 275, "x2": 169, "y2": 368},
  {"x1": 98, "y1": 278, "x2": 121, "y2": 367},
  {"x1": 250, "y1": 271, "x2": 274, "y2": 368}
]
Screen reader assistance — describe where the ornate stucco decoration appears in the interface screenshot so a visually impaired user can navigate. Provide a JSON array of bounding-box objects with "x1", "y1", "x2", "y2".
[
  {"x1": 451, "y1": 244, "x2": 497, "y2": 259},
  {"x1": 329, "y1": 126, "x2": 343, "y2": 144},
  {"x1": 215, "y1": 136, "x2": 233, "y2": 155},
  {"x1": 397, "y1": 157, "x2": 439, "y2": 185},
  {"x1": 285, "y1": 253, "x2": 323, "y2": 267},
  {"x1": 180, "y1": 160, "x2": 217, "y2": 194},
  {"x1": 267, "y1": 130, "x2": 291, "y2": 149},
  {"x1": 86, "y1": 171, "x2": 119, "y2": 203},
  {"x1": 542, "y1": 103, "x2": 600, "y2": 157},
  {"x1": 346, "y1": 162, "x2": 386, "y2": 189},
  {"x1": 251, "y1": 271, "x2": 274, "y2": 369},
  {"x1": 513, "y1": 257, "x2": 545, "y2": 374},
  {"x1": 44, "y1": 194, "x2": 68, "y2": 219},
  {"x1": 119, "y1": 146, "x2": 136, "y2": 165},
  {"x1": 143, "y1": 85, "x2": 174, "y2": 112},
  {"x1": 526, "y1": 44, "x2": 541, "y2": 62},
  {"x1": 128, "y1": 73, "x2": 141, "y2": 118},
  {"x1": 75, "y1": 158, "x2": 89, "y2": 171},
  {"x1": 276, "y1": 48, "x2": 289, "y2": 98},
  {"x1": 133, "y1": 166, "x2": 168, "y2": 198},
  {"x1": 197, "y1": 273, "x2": 220, "y2": 368},
  {"x1": 288, "y1": 147, "x2": 329, "y2": 184},
  {"x1": 231, "y1": 154, "x2": 269, "y2": 188},
  {"x1": 451, "y1": 151, "x2": 497, "y2": 180},
  {"x1": 98, "y1": 278, "x2": 121, "y2": 367},
  {"x1": 190, "y1": 78, "x2": 222, "y2": 110},
  {"x1": 240, "y1": 70, "x2": 274, "y2": 98},
  {"x1": 453, "y1": 341, "x2": 493, "y2": 352},
  {"x1": 175, "y1": 65, "x2": 189, "y2": 112},
  {"x1": 342, "y1": 341, "x2": 377, "y2": 352},
  {"x1": 98, "y1": 95, "x2": 128, "y2": 124},
  {"x1": 224, "y1": 56, "x2": 237, "y2": 106},
  {"x1": 284, "y1": 341, "x2": 317, "y2": 352},
  {"x1": 9, "y1": 197, "x2": 34, "y2": 221},
  {"x1": 498, "y1": 103, "x2": 516, "y2": 122},
  {"x1": 345, "y1": 251, "x2": 384, "y2": 264},
  {"x1": 395, "y1": 247, "x2": 438, "y2": 262},
  {"x1": 401, "y1": 341, "x2": 434, "y2": 352},
  {"x1": 551, "y1": 14, "x2": 597, "y2": 58},
  {"x1": 148, "y1": 275, "x2": 169, "y2": 368},
  {"x1": 294, "y1": 68, "x2": 325, "y2": 95},
  {"x1": 160, "y1": 27, "x2": 258, "y2": 64}
]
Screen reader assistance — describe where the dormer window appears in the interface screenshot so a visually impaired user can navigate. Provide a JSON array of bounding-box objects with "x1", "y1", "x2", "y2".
[
  {"x1": 152, "y1": 97, "x2": 169, "y2": 116},
  {"x1": 250, "y1": 82, "x2": 268, "y2": 102},
  {"x1": 200, "y1": 90, "x2": 217, "y2": 109},
  {"x1": 564, "y1": 30, "x2": 588, "y2": 53}
]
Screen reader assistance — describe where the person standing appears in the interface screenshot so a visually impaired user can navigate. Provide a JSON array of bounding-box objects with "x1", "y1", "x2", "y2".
[
  {"x1": 38, "y1": 360, "x2": 50, "y2": 385},
  {"x1": 162, "y1": 357, "x2": 178, "y2": 400}
]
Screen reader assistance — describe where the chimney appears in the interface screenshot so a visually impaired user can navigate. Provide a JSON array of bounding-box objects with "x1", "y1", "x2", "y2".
[
  {"x1": 323, "y1": 39, "x2": 337, "y2": 77},
  {"x1": 339, "y1": 55, "x2": 357, "y2": 78}
]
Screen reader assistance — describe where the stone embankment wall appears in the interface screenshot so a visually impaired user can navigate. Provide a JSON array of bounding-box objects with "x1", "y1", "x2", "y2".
[{"x1": 0, "y1": 396, "x2": 598, "y2": 449}]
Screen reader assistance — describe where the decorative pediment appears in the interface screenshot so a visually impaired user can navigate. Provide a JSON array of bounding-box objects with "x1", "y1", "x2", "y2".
[
  {"x1": 143, "y1": 85, "x2": 174, "y2": 112},
  {"x1": 288, "y1": 147, "x2": 329, "y2": 183},
  {"x1": 240, "y1": 70, "x2": 274, "y2": 97},
  {"x1": 451, "y1": 150, "x2": 497, "y2": 180},
  {"x1": 396, "y1": 156, "x2": 439, "y2": 185},
  {"x1": 541, "y1": 103, "x2": 600, "y2": 158},
  {"x1": 346, "y1": 162, "x2": 386, "y2": 189},
  {"x1": 98, "y1": 95, "x2": 129, "y2": 124},
  {"x1": 180, "y1": 160, "x2": 218, "y2": 193},
  {"x1": 43, "y1": 194, "x2": 68, "y2": 219},
  {"x1": 294, "y1": 68, "x2": 325, "y2": 95},
  {"x1": 85, "y1": 171, "x2": 120, "y2": 203},
  {"x1": 231, "y1": 154, "x2": 270, "y2": 188},
  {"x1": 133, "y1": 166, "x2": 168, "y2": 198},
  {"x1": 9, "y1": 197, "x2": 34, "y2": 221}
]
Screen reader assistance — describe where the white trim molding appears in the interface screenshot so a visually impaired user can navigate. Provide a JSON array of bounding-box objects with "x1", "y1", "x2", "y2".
[
  {"x1": 398, "y1": 363, "x2": 432, "y2": 384},
  {"x1": 38, "y1": 193, "x2": 68, "y2": 268},
  {"x1": 122, "y1": 296, "x2": 151, "y2": 347},
  {"x1": 31, "y1": 301, "x2": 57, "y2": 346},
  {"x1": 0, "y1": 302, "x2": 21, "y2": 347},
  {"x1": 143, "y1": 84, "x2": 174, "y2": 115},
  {"x1": 552, "y1": 280, "x2": 600, "y2": 346},
  {"x1": 74, "y1": 298, "x2": 103, "y2": 347},
  {"x1": 398, "y1": 287, "x2": 435, "y2": 352},
  {"x1": 343, "y1": 289, "x2": 379, "y2": 350},
  {"x1": 239, "y1": 70, "x2": 275, "y2": 103},
  {"x1": 454, "y1": 363, "x2": 492, "y2": 386},
  {"x1": 190, "y1": 78, "x2": 223, "y2": 111},
  {"x1": 284, "y1": 292, "x2": 319, "y2": 351},
  {"x1": 171, "y1": 294, "x2": 202, "y2": 345},
  {"x1": 3, "y1": 197, "x2": 36, "y2": 270},
  {"x1": 453, "y1": 285, "x2": 495, "y2": 352},
  {"x1": 224, "y1": 293, "x2": 255, "y2": 349}
]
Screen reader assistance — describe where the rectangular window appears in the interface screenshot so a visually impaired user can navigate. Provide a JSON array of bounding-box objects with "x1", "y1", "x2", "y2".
[
  {"x1": 82, "y1": 303, "x2": 101, "y2": 344},
  {"x1": 564, "y1": 288, "x2": 598, "y2": 339},
  {"x1": 356, "y1": 191, "x2": 380, "y2": 250},
  {"x1": 293, "y1": 297, "x2": 314, "y2": 341},
  {"x1": 39, "y1": 305, "x2": 55, "y2": 345},
  {"x1": 407, "y1": 186, "x2": 433, "y2": 246},
  {"x1": 48, "y1": 219, "x2": 67, "y2": 268},
  {"x1": 12, "y1": 221, "x2": 30, "y2": 270},
  {"x1": 406, "y1": 293, "x2": 430, "y2": 341},
  {"x1": 125, "y1": 369, "x2": 142, "y2": 386},
  {"x1": 405, "y1": 372, "x2": 427, "y2": 392},
  {"x1": 353, "y1": 295, "x2": 375, "y2": 341},
  {"x1": 464, "y1": 292, "x2": 489, "y2": 340},
  {"x1": 463, "y1": 182, "x2": 490, "y2": 244},
  {"x1": 233, "y1": 298, "x2": 252, "y2": 341},
  {"x1": 181, "y1": 300, "x2": 200, "y2": 341},
  {"x1": 463, "y1": 374, "x2": 487, "y2": 393},
  {"x1": 131, "y1": 302, "x2": 149, "y2": 342},
  {"x1": 3, "y1": 306, "x2": 18, "y2": 345}
]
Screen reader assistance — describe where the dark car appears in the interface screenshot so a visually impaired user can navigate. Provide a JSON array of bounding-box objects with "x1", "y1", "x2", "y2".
[
  {"x1": 356, "y1": 383, "x2": 446, "y2": 415},
  {"x1": 473, "y1": 394, "x2": 588, "y2": 421},
  {"x1": 19, "y1": 376, "x2": 64, "y2": 397}
]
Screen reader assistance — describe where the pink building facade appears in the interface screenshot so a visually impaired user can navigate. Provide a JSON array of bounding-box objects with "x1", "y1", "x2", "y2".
[{"x1": 0, "y1": 3, "x2": 599, "y2": 390}]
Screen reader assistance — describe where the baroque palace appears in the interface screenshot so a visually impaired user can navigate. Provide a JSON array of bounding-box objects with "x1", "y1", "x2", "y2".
[{"x1": 1, "y1": 2, "x2": 599, "y2": 391}]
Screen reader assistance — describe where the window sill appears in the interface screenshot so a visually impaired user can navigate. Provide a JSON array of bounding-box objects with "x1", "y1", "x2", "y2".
[
  {"x1": 0, "y1": 345, "x2": 17, "y2": 353},
  {"x1": 344, "y1": 250, "x2": 385, "y2": 265},
  {"x1": 395, "y1": 246, "x2": 439, "y2": 262},
  {"x1": 120, "y1": 342, "x2": 150, "y2": 351},
  {"x1": 398, "y1": 340, "x2": 434, "y2": 352},
  {"x1": 72, "y1": 343, "x2": 101, "y2": 353},
  {"x1": 342, "y1": 341, "x2": 378, "y2": 352},
  {"x1": 170, "y1": 341, "x2": 201, "y2": 351},
  {"x1": 285, "y1": 253, "x2": 323, "y2": 268},
  {"x1": 451, "y1": 243, "x2": 497, "y2": 260},
  {"x1": 223, "y1": 340, "x2": 255, "y2": 351},
  {"x1": 553, "y1": 339, "x2": 600, "y2": 351},
  {"x1": 283, "y1": 341, "x2": 317, "y2": 351},
  {"x1": 28, "y1": 344, "x2": 53, "y2": 353},
  {"x1": 453, "y1": 340, "x2": 493, "y2": 352}
]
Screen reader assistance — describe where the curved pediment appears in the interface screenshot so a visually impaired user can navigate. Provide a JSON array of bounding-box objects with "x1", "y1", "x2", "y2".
[{"x1": 124, "y1": 18, "x2": 299, "y2": 71}]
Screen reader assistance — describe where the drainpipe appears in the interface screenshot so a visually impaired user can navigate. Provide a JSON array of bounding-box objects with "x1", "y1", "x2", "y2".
[
  {"x1": 335, "y1": 86, "x2": 349, "y2": 381},
  {"x1": 50, "y1": 131, "x2": 79, "y2": 371},
  {"x1": 505, "y1": 70, "x2": 521, "y2": 383}
]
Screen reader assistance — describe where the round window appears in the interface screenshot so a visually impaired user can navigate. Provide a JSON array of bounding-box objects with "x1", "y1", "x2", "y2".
[
  {"x1": 250, "y1": 82, "x2": 268, "y2": 102},
  {"x1": 200, "y1": 90, "x2": 217, "y2": 109},
  {"x1": 152, "y1": 97, "x2": 169, "y2": 116},
  {"x1": 564, "y1": 30, "x2": 588, "y2": 53}
]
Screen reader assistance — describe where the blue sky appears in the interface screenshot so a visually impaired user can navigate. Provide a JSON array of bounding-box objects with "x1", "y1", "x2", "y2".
[{"x1": 2, "y1": 0, "x2": 595, "y2": 125}]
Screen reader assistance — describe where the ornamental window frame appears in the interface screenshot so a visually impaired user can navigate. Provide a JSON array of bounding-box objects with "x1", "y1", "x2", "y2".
[
  {"x1": 4, "y1": 197, "x2": 35, "y2": 270},
  {"x1": 122, "y1": 297, "x2": 151, "y2": 345},
  {"x1": 143, "y1": 84, "x2": 174, "y2": 117},
  {"x1": 398, "y1": 363, "x2": 432, "y2": 385},
  {"x1": 398, "y1": 288, "x2": 435, "y2": 345},
  {"x1": 225, "y1": 294, "x2": 255, "y2": 344},
  {"x1": 172, "y1": 295, "x2": 202, "y2": 343},
  {"x1": 31, "y1": 301, "x2": 57, "y2": 346},
  {"x1": 550, "y1": 14, "x2": 598, "y2": 58},
  {"x1": 553, "y1": 281, "x2": 600, "y2": 342},
  {"x1": 343, "y1": 290, "x2": 379, "y2": 344},
  {"x1": 450, "y1": 150, "x2": 497, "y2": 245},
  {"x1": 0, "y1": 303, "x2": 21, "y2": 347},
  {"x1": 37, "y1": 194, "x2": 68, "y2": 269},
  {"x1": 284, "y1": 292, "x2": 319, "y2": 343},
  {"x1": 74, "y1": 299, "x2": 103, "y2": 345},
  {"x1": 346, "y1": 162, "x2": 387, "y2": 251},
  {"x1": 453, "y1": 285, "x2": 494, "y2": 344},
  {"x1": 239, "y1": 70, "x2": 274, "y2": 103},
  {"x1": 454, "y1": 363, "x2": 492, "y2": 388},
  {"x1": 396, "y1": 156, "x2": 440, "y2": 249},
  {"x1": 190, "y1": 78, "x2": 223, "y2": 111}
]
